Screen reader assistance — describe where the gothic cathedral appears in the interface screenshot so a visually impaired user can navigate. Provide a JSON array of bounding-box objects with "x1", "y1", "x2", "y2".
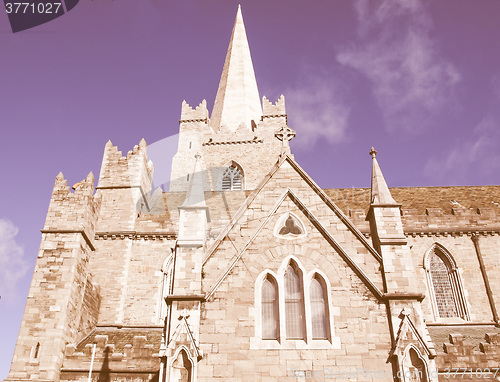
[{"x1": 6, "y1": 6, "x2": 500, "y2": 382}]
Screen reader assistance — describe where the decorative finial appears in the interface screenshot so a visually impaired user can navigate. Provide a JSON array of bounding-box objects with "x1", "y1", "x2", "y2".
[{"x1": 370, "y1": 147, "x2": 377, "y2": 158}]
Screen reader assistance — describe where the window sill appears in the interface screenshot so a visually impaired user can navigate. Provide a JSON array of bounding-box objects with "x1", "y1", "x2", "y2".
[{"x1": 250, "y1": 337, "x2": 340, "y2": 350}]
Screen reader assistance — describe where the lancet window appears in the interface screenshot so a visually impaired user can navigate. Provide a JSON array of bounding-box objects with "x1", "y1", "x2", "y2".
[
  {"x1": 257, "y1": 258, "x2": 331, "y2": 343},
  {"x1": 261, "y1": 275, "x2": 279, "y2": 340},
  {"x1": 284, "y1": 263, "x2": 305, "y2": 340}
]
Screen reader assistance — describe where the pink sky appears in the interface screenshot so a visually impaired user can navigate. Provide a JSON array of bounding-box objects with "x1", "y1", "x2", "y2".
[{"x1": 1, "y1": 0, "x2": 500, "y2": 377}]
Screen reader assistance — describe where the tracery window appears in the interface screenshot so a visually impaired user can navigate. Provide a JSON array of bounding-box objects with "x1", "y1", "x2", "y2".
[
  {"x1": 222, "y1": 163, "x2": 243, "y2": 191},
  {"x1": 274, "y1": 212, "x2": 307, "y2": 240},
  {"x1": 424, "y1": 244, "x2": 468, "y2": 320},
  {"x1": 261, "y1": 275, "x2": 279, "y2": 340},
  {"x1": 429, "y1": 253, "x2": 457, "y2": 317}
]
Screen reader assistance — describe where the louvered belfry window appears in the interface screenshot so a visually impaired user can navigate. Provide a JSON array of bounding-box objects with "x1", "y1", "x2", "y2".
[
  {"x1": 310, "y1": 276, "x2": 328, "y2": 339},
  {"x1": 222, "y1": 165, "x2": 243, "y2": 191},
  {"x1": 261, "y1": 276, "x2": 279, "y2": 340},
  {"x1": 429, "y1": 250, "x2": 458, "y2": 318},
  {"x1": 285, "y1": 264, "x2": 305, "y2": 339}
]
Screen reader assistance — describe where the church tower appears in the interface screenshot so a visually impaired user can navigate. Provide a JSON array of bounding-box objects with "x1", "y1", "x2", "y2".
[{"x1": 169, "y1": 5, "x2": 292, "y2": 192}]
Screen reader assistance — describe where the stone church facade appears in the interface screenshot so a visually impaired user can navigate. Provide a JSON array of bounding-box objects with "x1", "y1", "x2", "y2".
[{"x1": 6, "y1": 6, "x2": 500, "y2": 382}]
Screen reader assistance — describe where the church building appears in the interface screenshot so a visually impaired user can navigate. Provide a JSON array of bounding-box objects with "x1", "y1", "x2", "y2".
[{"x1": 6, "y1": 6, "x2": 500, "y2": 382}]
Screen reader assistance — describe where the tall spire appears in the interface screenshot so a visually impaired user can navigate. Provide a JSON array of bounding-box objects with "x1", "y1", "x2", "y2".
[
  {"x1": 211, "y1": 5, "x2": 262, "y2": 132},
  {"x1": 370, "y1": 147, "x2": 398, "y2": 205}
]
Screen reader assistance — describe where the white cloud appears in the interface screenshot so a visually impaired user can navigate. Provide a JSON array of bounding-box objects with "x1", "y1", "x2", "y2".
[
  {"x1": 0, "y1": 219, "x2": 28, "y2": 298},
  {"x1": 424, "y1": 115, "x2": 500, "y2": 183},
  {"x1": 285, "y1": 78, "x2": 350, "y2": 149},
  {"x1": 338, "y1": 0, "x2": 460, "y2": 132}
]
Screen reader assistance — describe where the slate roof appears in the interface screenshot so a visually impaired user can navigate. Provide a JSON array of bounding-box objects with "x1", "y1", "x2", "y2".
[
  {"x1": 154, "y1": 186, "x2": 500, "y2": 226},
  {"x1": 324, "y1": 186, "x2": 500, "y2": 215}
]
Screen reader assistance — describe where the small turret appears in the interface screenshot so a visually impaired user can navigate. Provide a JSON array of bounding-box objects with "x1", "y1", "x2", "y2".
[
  {"x1": 180, "y1": 99, "x2": 209, "y2": 123},
  {"x1": 96, "y1": 139, "x2": 154, "y2": 231},
  {"x1": 262, "y1": 94, "x2": 286, "y2": 119}
]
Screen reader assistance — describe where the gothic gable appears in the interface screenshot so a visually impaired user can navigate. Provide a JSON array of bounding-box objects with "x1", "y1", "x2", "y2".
[{"x1": 202, "y1": 155, "x2": 385, "y2": 301}]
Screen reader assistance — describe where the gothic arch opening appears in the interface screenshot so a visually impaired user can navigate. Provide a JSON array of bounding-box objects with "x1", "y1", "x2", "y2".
[
  {"x1": 284, "y1": 260, "x2": 305, "y2": 340},
  {"x1": 402, "y1": 346, "x2": 429, "y2": 382},
  {"x1": 261, "y1": 274, "x2": 279, "y2": 340},
  {"x1": 424, "y1": 244, "x2": 468, "y2": 320},
  {"x1": 170, "y1": 348, "x2": 193, "y2": 382},
  {"x1": 221, "y1": 161, "x2": 244, "y2": 191},
  {"x1": 309, "y1": 274, "x2": 329, "y2": 340}
]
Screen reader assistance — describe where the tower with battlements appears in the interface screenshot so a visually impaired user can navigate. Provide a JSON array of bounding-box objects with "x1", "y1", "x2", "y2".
[{"x1": 6, "y1": 6, "x2": 500, "y2": 382}]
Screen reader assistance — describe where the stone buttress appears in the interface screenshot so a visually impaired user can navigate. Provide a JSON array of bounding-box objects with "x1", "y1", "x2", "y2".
[
  {"x1": 366, "y1": 147, "x2": 437, "y2": 381},
  {"x1": 161, "y1": 155, "x2": 208, "y2": 381}
]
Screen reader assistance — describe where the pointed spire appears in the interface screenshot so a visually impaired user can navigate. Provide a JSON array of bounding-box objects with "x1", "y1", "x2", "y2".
[
  {"x1": 211, "y1": 5, "x2": 262, "y2": 132},
  {"x1": 370, "y1": 147, "x2": 398, "y2": 205},
  {"x1": 182, "y1": 154, "x2": 207, "y2": 208}
]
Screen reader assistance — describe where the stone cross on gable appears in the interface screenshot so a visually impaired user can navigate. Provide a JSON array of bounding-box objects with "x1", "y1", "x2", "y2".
[{"x1": 275, "y1": 125, "x2": 296, "y2": 155}]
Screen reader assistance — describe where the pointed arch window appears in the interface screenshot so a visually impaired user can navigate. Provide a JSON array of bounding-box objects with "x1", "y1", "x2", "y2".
[
  {"x1": 222, "y1": 163, "x2": 243, "y2": 191},
  {"x1": 425, "y1": 244, "x2": 468, "y2": 320},
  {"x1": 285, "y1": 263, "x2": 305, "y2": 340},
  {"x1": 310, "y1": 275, "x2": 329, "y2": 340},
  {"x1": 254, "y1": 257, "x2": 340, "y2": 349},
  {"x1": 261, "y1": 275, "x2": 279, "y2": 340}
]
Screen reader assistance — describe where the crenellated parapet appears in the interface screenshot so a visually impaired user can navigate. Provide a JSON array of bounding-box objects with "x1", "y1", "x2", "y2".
[
  {"x1": 43, "y1": 171, "x2": 101, "y2": 246},
  {"x1": 97, "y1": 139, "x2": 154, "y2": 194},
  {"x1": 262, "y1": 94, "x2": 286, "y2": 120},
  {"x1": 401, "y1": 207, "x2": 500, "y2": 236},
  {"x1": 435, "y1": 332, "x2": 500, "y2": 369},
  {"x1": 180, "y1": 99, "x2": 209, "y2": 123}
]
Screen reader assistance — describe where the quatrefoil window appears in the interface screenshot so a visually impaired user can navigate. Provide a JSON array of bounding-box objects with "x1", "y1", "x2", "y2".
[{"x1": 274, "y1": 213, "x2": 306, "y2": 240}]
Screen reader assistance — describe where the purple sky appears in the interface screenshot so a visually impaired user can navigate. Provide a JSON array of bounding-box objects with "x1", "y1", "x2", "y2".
[{"x1": 1, "y1": 0, "x2": 500, "y2": 377}]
